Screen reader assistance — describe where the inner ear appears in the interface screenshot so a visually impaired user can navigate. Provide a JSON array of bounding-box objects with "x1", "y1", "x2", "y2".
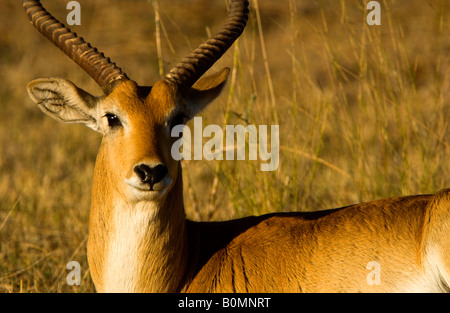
[
  {"x1": 27, "y1": 78, "x2": 101, "y2": 132},
  {"x1": 183, "y1": 67, "x2": 230, "y2": 117}
]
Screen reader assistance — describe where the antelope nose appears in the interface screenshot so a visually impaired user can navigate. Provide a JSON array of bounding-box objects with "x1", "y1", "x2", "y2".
[{"x1": 134, "y1": 164, "x2": 168, "y2": 186}]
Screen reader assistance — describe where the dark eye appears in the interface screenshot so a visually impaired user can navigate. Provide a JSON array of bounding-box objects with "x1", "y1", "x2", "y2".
[
  {"x1": 104, "y1": 113, "x2": 122, "y2": 128},
  {"x1": 169, "y1": 113, "x2": 188, "y2": 129}
]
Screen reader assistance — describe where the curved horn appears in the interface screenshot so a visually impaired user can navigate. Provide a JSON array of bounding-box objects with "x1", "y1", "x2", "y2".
[
  {"x1": 164, "y1": 0, "x2": 249, "y2": 88},
  {"x1": 23, "y1": 0, "x2": 128, "y2": 94}
]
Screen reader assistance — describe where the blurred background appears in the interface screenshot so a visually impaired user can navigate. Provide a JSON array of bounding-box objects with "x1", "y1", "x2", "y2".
[{"x1": 0, "y1": 0, "x2": 448, "y2": 292}]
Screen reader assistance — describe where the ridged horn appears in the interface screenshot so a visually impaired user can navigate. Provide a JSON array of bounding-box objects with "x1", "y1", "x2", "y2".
[
  {"x1": 164, "y1": 0, "x2": 249, "y2": 88},
  {"x1": 23, "y1": 0, "x2": 128, "y2": 94}
]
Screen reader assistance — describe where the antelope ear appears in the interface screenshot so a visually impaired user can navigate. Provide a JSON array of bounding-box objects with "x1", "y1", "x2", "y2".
[
  {"x1": 27, "y1": 78, "x2": 101, "y2": 132},
  {"x1": 183, "y1": 67, "x2": 230, "y2": 118}
]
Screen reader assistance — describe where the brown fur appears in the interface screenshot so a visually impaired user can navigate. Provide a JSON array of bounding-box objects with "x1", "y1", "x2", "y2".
[{"x1": 182, "y1": 191, "x2": 449, "y2": 292}]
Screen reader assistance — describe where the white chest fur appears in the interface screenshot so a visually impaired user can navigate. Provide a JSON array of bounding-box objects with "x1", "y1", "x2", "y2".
[{"x1": 102, "y1": 203, "x2": 157, "y2": 292}]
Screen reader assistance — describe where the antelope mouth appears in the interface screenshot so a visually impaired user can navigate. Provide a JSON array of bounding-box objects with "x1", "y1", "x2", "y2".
[{"x1": 124, "y1": 175, "x2": 173, "y2": 199}]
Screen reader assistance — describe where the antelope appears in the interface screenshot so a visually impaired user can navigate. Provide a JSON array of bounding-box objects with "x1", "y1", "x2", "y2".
[{"x1": 23, "y1": 0, "x2": 449, "y2": 293}]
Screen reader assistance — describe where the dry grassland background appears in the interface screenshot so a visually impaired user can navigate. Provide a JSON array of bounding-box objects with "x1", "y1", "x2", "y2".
[{"x1": 0, "y1": 0, "x2": 448, "y2": 292}]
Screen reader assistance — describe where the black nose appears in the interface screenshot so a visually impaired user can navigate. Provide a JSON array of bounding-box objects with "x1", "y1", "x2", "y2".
[{"x1": 134, "y1": 164, "x2": 168, "y2": 187}]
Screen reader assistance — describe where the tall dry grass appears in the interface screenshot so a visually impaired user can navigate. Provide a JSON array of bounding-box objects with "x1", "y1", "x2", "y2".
[{"x1": 0, "y1": 0, "x2": 448, "y2": 292}]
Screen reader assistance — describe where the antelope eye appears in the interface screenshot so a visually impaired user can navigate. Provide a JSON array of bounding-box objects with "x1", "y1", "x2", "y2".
[
  {"x1": 169, "y1": 113, "x2": 188, "y2": 129},
  {"x1": 104, "y1": 113, "x2": 122, "y2": 127}
]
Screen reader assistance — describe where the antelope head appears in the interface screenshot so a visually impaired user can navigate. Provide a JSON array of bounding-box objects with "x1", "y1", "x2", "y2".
[
  {"x1": 24, "y1": 0, "x2": 247, "y2": 203},
  {"x1": 23, "y1": 0, "x2": 249, "y2": 292}
]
